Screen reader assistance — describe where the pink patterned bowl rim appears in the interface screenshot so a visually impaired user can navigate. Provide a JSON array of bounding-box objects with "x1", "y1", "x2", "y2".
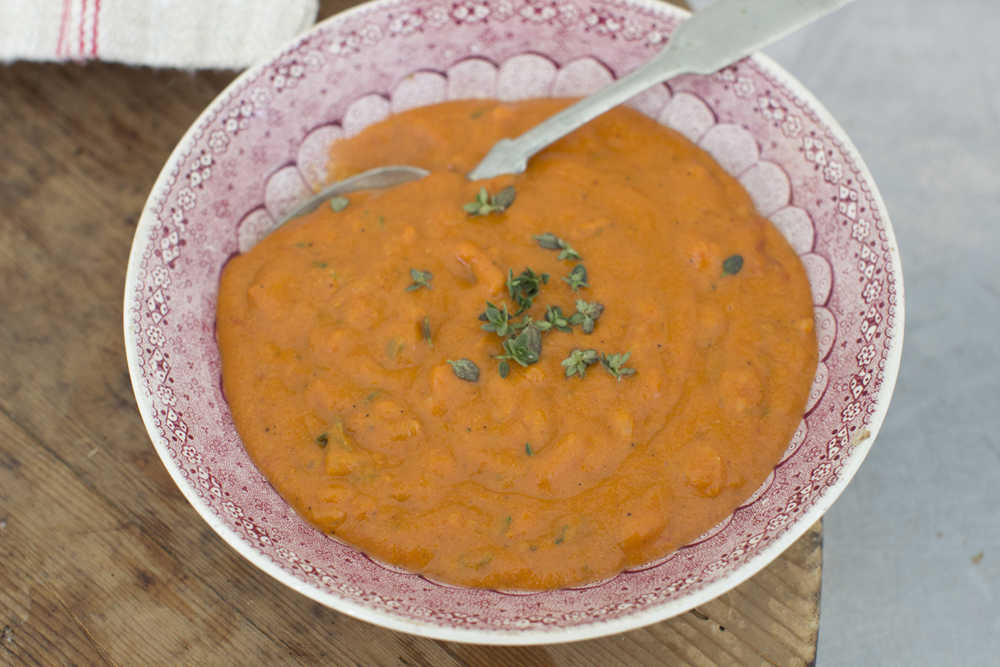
[{"x1": 124, "y1": 0, "x2": 903, "y2": 644}]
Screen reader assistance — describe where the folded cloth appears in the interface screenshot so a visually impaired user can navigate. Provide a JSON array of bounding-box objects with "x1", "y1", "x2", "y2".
[{"x1": 0, "y1": 0, "x2": 318, "y2": 69}]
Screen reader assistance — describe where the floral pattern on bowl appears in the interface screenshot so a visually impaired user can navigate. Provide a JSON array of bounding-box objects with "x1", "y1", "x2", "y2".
[{"x1": 125, "y1": 0, "x2": 902, "y2": 643}]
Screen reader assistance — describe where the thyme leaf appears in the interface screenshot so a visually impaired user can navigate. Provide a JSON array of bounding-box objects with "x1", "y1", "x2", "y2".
[
  {"x1": 601, "y1": 352, "x2": 636, "y2": 381},
  {"x1": 533, "y1": 233, "x2": 561, "y2": 250},
  {"x1": 533, "y1": 232, "x2": 581, "y2": 261},
  {"x1": 406, "y1": 268, "x2": 433, "y2": 291},
  {"x1": 497, "y1": 325, "x2": 542, "y2": 367},
  {"x1": 544, "y1": 305, "x2": 573, "y2": 332},
  {"x1": 464, "y1": 186, "x2": 517, "y2": 215},
  {"x1": 563, "y1": 264, "x2": 588, "y2": 292},
  {"x1": 507, "y1": 267, "x2": 549, "y2": 314},
  {"x1": 561, "y1": 348, "x2": 599, "y2": 378},
  {"x1": 479, "y1": 301, "x2": 514, "y2": 337},
  {"x1": 447, "y1": 359, "x2": 480, "y2": 382},
  {"x1": 568, "y1": 299, "x2": 604, "y2": 334},
  {"x1": 511, "y1": 315, "x2": 551, "y2": 334},
  {"x1": 421, "y1": 316, "x2": 433, "y2": 345},
  {"x1": 493, "y1": 185, "x2": 517, "y2": 211}
]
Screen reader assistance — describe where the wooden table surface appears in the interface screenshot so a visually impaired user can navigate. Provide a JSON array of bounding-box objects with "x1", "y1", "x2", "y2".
[{"x1": 0, "y1": 1, "x2": 822, "y2": 664}]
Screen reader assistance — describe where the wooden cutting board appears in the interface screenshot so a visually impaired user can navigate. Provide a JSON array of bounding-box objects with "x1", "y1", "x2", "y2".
[{"x1": 0, "y1": 0, "x2": 822, "y2": 664}]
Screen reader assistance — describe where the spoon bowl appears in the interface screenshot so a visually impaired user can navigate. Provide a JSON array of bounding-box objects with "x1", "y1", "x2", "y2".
[{"x1": 275, "y1": 165, "x2": 428, "y2": 227}]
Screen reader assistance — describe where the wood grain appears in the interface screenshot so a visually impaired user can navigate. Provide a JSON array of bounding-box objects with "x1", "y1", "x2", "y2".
[{"x1": 0, "y1": 0, "x2": 821, "y2": 664}]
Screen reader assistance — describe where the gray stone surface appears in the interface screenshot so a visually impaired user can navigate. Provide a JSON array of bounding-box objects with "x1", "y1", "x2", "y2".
[{"x1": 687, "y1": 0, "x2": 1000, "y2": 663}]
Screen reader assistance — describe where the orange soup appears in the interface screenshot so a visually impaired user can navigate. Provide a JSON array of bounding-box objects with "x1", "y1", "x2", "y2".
[{"x1": 216, "y1": 99, "x2": 818, "y2": 590}]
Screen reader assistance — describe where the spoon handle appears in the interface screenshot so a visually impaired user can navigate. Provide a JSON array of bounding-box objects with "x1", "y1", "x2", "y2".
[{"x1": 467, "y1": 0, "x2": 853, "y2": 181}]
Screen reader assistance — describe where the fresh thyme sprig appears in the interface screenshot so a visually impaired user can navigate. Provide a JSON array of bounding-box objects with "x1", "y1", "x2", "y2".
[
  {"x1": 406, "y1": 268, "x2": 433, "y2": 291},
  {"x1": 496, "y1": 325, "x2": 542, "y2": 367},
  {"x1": 464, "y1": 186, "x2": 516, "y2": 215},
  {"x1": 448, "y1": 224, "x2": 637, "y2": 380},
  {"x1": 601, "y1": 352, "x2": 636, "y2": 381},
  {"x1": 511, "y1": 315, "x2": 549, "y2": 333},
  {"x1": 507, "y1": 268, "x2": 549, "y2": 314},
  {"x1": 479, "y1": 301, "x2": 514, "y2": 336},
  {"x1": 533, "y1": 233, "x2": 581, "y2": 261},
  {"x1": 562, "y1": 349, "x2": 599, "y2": 378},
  {"x1": 543, "y1": 305, "x2": 573, "y2": 332},
  {"x1": 563, "y1": 265, "x2": 588, "y2": 291},
  {"x1": 510, "y1": 304, "x2": 584, "y2": 334},
  {"x1": 569, "y1": 299, "x2": 604, "y2": 334}
]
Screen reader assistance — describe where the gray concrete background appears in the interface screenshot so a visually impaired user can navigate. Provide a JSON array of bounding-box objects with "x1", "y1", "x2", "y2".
[{"x1": 687, "y1": 0, "x2": 1000, "y2": 663}]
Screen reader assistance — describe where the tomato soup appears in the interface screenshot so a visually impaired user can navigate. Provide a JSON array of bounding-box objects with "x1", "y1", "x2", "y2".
[{"x1": 216, "y1": 99, "x2": 818, "y2": 590}]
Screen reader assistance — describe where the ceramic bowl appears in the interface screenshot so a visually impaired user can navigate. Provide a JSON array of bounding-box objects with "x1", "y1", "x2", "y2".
[{"x1": 124, "y1": 0, "x2": 903, "y2": 643}]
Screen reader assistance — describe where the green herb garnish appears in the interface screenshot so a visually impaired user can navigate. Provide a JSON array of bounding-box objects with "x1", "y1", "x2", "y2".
[
  {"x1": 493, "y1": 186, "x2": 517, "y2": 210},
  {"x1": 569, "y1": 299, "x2": 604, "y2": 334},
  {"x1": 315, "y1": 432, "x2": 329, "y2": 448},
  {"x1": 534, "y1": 232, "x2": 561, "y2": 250},
  {"x1": 406, "y1": 268, "x2": 433, "y2": 291},
  {"x1": 497, "y1": 325, "x2": 542, "y2": 367},
  {"x1": 525, "y1": 443, "x2": 534, "y2": 456},
  {"x1": 562, "y1": 349, "x2": 599, "y2": 378},
  {"x1": 554, "y1": 525, "x2": 568, "y2": 545},
  {"x1": 528, "y1": 316, "x2": 552, "y2": 332},
  {"x1": 479, "y1": 301, "x2": 514, "y2": 336},
  {"x1": 601, "y1": 352, "x2": 636, "y2": 381},
  {"x1": 563, "y1": 265, "x2": 588, "y2": 291},
  {"x1": 560, "y1": 246, "x2": 582, "y2": 261},
  {"x1": 329, "y1": 196, "x2": 350, "y2": 212},
  {"x1": 464, "y1": 186, "x2": 516, "y2": 215},
  {"x1": 385, "y1": 338, "x2": 404, "y2": 359},
  {"x1": 421, "y1": 316, "x2": 433, "y2": 345},
  {"x1": 507, "y1": 268, "x2": 549, "y2": 314},
  {"x1": 512, "y1": 315, "x2": 550, "y2": 333},
  {"x1": 447, "y1": 359, "x2": 480, "y2": 382},
  {"x1": 464, "y1": 189, "x2": 490, "y2": 215},
  {"x1": 498, "y1": 360, "x2": 510, "y2": 378},
  {"x1": 534, "y1": 233, "x2": 581, "y2": 261},
  {"x1": 544, "y1": 305, "x2": 573, "y2": 332},
  {"x1": 722, "y1": 254, "x2": 744, "y2": 275}
]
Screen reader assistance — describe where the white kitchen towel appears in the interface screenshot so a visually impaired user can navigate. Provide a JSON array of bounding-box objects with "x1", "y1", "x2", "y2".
[{"x1": 0, "y1": 0, "x2": 319, "y2": 69}]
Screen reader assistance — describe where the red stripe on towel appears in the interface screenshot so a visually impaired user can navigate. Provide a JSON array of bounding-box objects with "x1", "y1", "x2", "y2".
[
  {"x1": 78, "y1": 0, "x2": 87, "y2": 58},
  {"x1": 56, "y1": 0, "x2": 71, "y2": 57},
  {"x1": 91, "y1": 0, "x2": 101, "y2": 57}
]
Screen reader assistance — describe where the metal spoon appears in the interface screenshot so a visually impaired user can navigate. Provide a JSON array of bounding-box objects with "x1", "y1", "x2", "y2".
[
  {"x1": 276, "y1": 165, "x2": 430, "y2": 227},
  {"x1": 277, "y1": 0, "x2": 852, "y2": 225}
]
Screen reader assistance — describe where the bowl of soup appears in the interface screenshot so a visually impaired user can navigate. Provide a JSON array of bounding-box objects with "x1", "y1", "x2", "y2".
[{"x1": 125, "y1": 0, "x2": 903, "y2": 643}]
